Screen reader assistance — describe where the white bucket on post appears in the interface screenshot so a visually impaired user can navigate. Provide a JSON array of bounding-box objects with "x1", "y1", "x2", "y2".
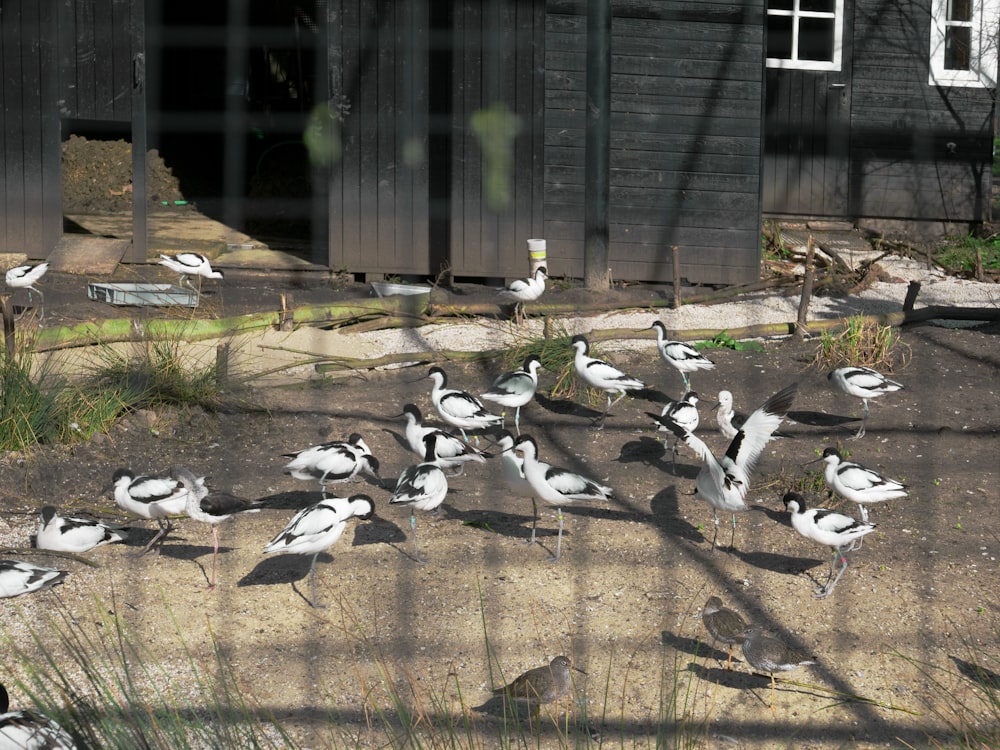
[{"x1": 527, "y1": 239, "x2": 547, "y2": 275}]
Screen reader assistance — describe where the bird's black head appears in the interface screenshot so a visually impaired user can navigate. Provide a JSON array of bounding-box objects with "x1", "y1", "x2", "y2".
[
  {"x1": 111, "y1": 467, "x2": 135, "y2": 483},
  {"x1": 649, "y1": 320, "x2": 667, "y2": 333},
  {"x1": 821, "y1": 446, "x2": 842, "y2": 460},
  {"x1": 350, "y1": 494, "x2": 377, "y2": 520},
  {"x1": 400, "y1": 403, "x2": 421, "y2": 419},
  {"x1": 512, "y1": 434, "x2": 537, "y2": 453},
  {"x1": 347, "y1": 433, "x2": 364, "y2": 445},
  {"x1": 40, "y1": 505, "x2": 58, "y2": 523},
  {"x1": 428, "y1": 366, "x2": 446, "y2": 380},
  {"x1": 523, "y1": 353, "x2": 542, "y2": 368},
  {"x1": 782, "y1": 491, "x2": 805, "y2": 512}
]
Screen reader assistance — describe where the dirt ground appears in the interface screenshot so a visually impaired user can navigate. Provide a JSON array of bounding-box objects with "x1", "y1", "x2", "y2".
[{"x1": 1, "y1": 318, "x2": 998, "y2": 748}]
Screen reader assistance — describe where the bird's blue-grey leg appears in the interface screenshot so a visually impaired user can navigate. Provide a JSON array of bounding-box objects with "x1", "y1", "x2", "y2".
[
  {"x1": 514, "y1": 406, "x2": 521, "y2": 436},
  {"x1": 523, "y1": 498, "x2": 539, "y2": 546},
  {"x1": 728, "y1": 513, "x2": 738, "y2": 550},
  {"x1": 410, "y1": 512, "x2": 427, "y2": 564},
  {"x1": 710, "y1": 509, "x2": 721, "y2": 550},
  {"x1": 682, "y1": 372, "x2": 691, "y2": 391},
  {"x1": 858, "y1": 504, "x2": 869, "y2": 524},
  {"x1": 549, "y1": 508, "x2": 564, "y2": 562},
  {"x1": 140, "y1": 519, "x2": 170, "y2": 554},
  {"x1": 818, "y1": 549, "x2": 849, "y2": 598},
  {"x1": 852, "y1": 398, "x2": 871, "y2": 439},
  {"x1": 308, "y1": 552, "x2": 327, "y2": 608}
]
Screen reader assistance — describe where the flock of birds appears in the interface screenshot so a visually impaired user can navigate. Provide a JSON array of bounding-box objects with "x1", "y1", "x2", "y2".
[{"x1": 0, "y1": 260, "x2": 915, "y2": 725}]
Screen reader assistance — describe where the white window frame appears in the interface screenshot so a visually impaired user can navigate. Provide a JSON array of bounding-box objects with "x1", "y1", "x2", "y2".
[
  {"x1": 766, "y1": 0, "x2": 845, "y2": 71},
  {"x1": 929, "y1": 0, "x2": 1000, "y2": 87}
]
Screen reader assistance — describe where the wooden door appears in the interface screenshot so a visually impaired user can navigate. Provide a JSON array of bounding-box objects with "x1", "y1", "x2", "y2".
[{"x1": 763, "y1": 0, "x2": 853, "y2": 217}]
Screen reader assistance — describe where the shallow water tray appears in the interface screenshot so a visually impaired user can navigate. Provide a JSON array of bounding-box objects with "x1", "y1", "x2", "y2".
[
  {"x1": 369, "y1": 280, "x2": 433, "y2": 298},
  {"x1": 87, "y1": 282, "x2": 199, "y2": 307}
]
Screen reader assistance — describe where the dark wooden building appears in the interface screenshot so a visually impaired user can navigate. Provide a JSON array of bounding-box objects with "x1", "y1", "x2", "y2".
[{"x1": 1, "y1": 0, "x2": 996, "y2": 287}]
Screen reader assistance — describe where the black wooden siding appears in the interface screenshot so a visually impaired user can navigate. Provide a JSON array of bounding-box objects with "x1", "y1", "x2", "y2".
[
  {"x1": 327, "y1": 0, "x2": 545, "y2": 279},
  {"x1": 765, "y1": 0, "x2": 995, "y2": 223},
  {"x1": 544, "y1": 0, "x2": 766, "y2": 286},
  {"x1": 0, "y1": 0, "x2": 61, "y2": 258},
  {"x1": 848, "y1": 0, "x2": 994, "y2": 223}
]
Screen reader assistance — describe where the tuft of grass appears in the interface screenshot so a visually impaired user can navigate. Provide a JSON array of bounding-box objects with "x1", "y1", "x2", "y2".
[
  {"x1": 933, "y1": 234, "x2": 1000, "y2": 276},
  {"x1": 694, "y1": 330, "x2": 764, "y2": 353},
  {"x1": 496, "y1": 320, "x2": 603, "y2": 406},
  {"x1": 85, "y1": 338, "x2": 228, "y2": 413},
  {"x1": 896, "y1": 640, "x2": 1000, "y2": 749},
  {"x1": 0, "y1": 337, "x2": 66, "y2": 450},
  {"x1": 3, "y1": 597, "x2": 295, "y2": 749},
  {"x1": 810, "y1": 315, "x2": 910, "y2": 371}
]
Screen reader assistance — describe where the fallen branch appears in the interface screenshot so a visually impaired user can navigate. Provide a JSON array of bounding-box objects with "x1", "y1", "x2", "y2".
[{"x1": 312, "y1": 305, "x2": 1000, "y2": 373}]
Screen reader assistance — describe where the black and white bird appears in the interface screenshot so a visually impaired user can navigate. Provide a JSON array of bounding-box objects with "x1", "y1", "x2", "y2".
[
  {"x1": 702, "y1": 595, "x2": 748, "y2": 670},
  {"x1": 397, "y1": 404, "x2": 489, "y2": 476},
  {"x1": 498, "y1": 265, "x2": 547, "y2": 323},
  {"x1": 480, "y1": 355, "x2": 544, "y2": 434},
  {"x1": 0, "y1": 560, "x2": 68, "y2": 599},
  {"x1": 512, "y1": 434, "x2": 614, "y2": 562},
  {"x1": 658, "y1": 383, "x2": 798, "y2": 550},
  {"x1": 648, "y1": 391, "x2": 700, "y2": 470},
  {"x1": 571, "y1": 335, "x2": 645, "y2": 428},
  {"x1": 36, "y1": 506, "x2": 128, "y2": 553},
  {"x1": 110, "y1": 468, "x2": 194, "y2": 553},
  {"x1": 5, "y1": 261, "x2": 50, "y2": 317},
  {"x1": 173, "y1": 467, "x2": 262, "y2": 590},
  {"x1": 740, "y1": 627, "x2": 816, "y2": 709},
  {"x1": 714, "y1": 390, "x2": 745, "y2": 441},
  {"x1": 816, "y1": 447, "x2": 907, "y2": 523},
  {"x1": 783, "y1": 492, "x2": 876, "y2": 599},
  {"x1": 283, "y1": 433, "x2": 382, "y2": 496},
  {"x1": 158, "y1": 252, "x2": 224, "y2": 293},
  {"x1": 648, "y1": 321, "x2": 715, "y2": 390},
  {"x1": 828, "y1": 366, "x2": 903, "y2": 439},
  {"x1": 0, "y1": 683, "x2": 77, "y2": 750},
  {"x1": 389, "y1": 433, "x2": 450, "y2": 563},
  {"x1": 715, "y1": 390, "x2": 792, "y2": 441},
  {"x1": 427, "y1": 366, "x2": 503, "y2": 441},
  {"x1": 495, "y1": 430, "x2": 534, "y2": 498},
  {"x1": 263, "y1": 494, "x2": 375, "y2": 607}
]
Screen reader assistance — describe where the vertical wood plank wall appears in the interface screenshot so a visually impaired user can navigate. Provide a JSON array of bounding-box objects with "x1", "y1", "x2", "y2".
[
  {"x1": 544, "y1": 0, "x2": 766, "y2": 286},
  {"x1": 0, "y1": 0, "x2": 61, "y2": 258},
  {"x1": 847, "y1": 0, "x2": 994, "y2": 223},
  {"x1": 327, "y1": 0, "x2": 544, "y2": 279}
]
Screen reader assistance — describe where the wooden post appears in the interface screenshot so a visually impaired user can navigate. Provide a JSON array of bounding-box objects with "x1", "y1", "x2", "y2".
[
  {"x1": 1, "y1": 296, "x2": 15, "y2": 358},
  {"x1": 795, "y1": 236, "x2": 816, "y2": 337},
  {"x1": 583, "y1": 0, "x2": 612, "y2": 290},
  {"x1": 671, "y1": 246, "x2": 681, "y2": 308},
  {"x1": 902, "y1": 281, "x2": 921, "y2": 312}
]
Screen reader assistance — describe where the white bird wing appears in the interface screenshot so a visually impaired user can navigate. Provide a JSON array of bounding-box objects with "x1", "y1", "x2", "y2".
[
  {"x1": 578, "y1": 358, "x2": 644, "y2": 389},
  {"x1": 812, "y1": 507, "x2": 864, "y2": 535},
  {"x1": 391, "y1": 464, "x2": 448, "y2": 503},
  {"x1": 837, "y1": 463, "x2": 905, "y2": 493},
  {"x1": 724, "y1": 383, "x2": 797, "y2": 472},
  {"x1": 544, "y1": 466, "x2": 612, "y2": 500},
  {"x1": 439, "y1": 391, "x2": 491, "y2": 420},
  {"x1": 264, "y1": 501, "x2": 345, "y2": 552},
  {"x1": 663, "y1": 341, "x2": 712, "y2": 366}
]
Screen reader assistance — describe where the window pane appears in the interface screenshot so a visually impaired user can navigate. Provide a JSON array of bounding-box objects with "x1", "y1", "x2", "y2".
[
  {"x1": 770, "y1": 0, "x2": 795, "y2": 11},
  {"x1": 799, "y1": 18, "x2": 835, "y2": 61},
  {"x1": 947, "y1": 0, "x2": 972, "y2": 23},
  {"x1": 801, "y1": 0, "x2": 835, "y2": 13},
  {"x1": 767, "y1": 16, "x2": 794, "y2": 59},
  {"x1": 945, "y1": 26, "x2": 972, "y2": 69}
]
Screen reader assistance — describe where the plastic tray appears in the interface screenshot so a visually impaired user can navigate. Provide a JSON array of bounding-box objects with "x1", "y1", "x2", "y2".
[{"x1": 87, "y1": 282, "x2": 199, "y2": 307}]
